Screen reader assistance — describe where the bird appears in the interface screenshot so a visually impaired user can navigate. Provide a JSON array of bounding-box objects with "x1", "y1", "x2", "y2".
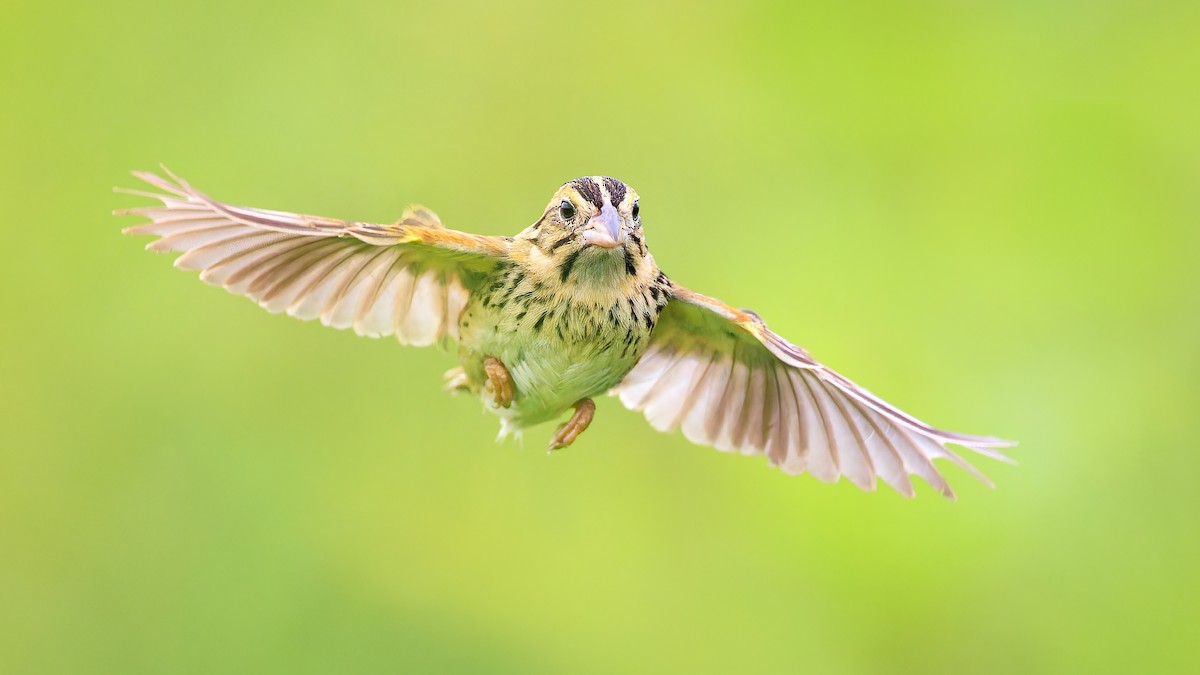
[{"x1": 117, "y1": 167, "x2": 1014, "y2": 499}]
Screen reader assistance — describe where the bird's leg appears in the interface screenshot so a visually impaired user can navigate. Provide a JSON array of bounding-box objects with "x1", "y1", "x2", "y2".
[
  {"x1": 547, "y1": 398, "x2": 596, "y2": 451},
  {"x1": 483, "y1": 356, "x2": 514, "y2": 409},
  {"x1": 443, "y1": 366, "x2": 470, "y2": 394}
]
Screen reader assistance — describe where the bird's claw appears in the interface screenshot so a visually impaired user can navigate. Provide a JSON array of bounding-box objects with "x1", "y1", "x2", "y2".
[
  {"x1": 547, "y1": 399, "x2": 595, "y2": 451},
  {"x1": 483, "y1": 356, "x2": 514, "y2": 409},
  {"x1": 443, "y1": 366, "x2": 470, "y2": 393}
]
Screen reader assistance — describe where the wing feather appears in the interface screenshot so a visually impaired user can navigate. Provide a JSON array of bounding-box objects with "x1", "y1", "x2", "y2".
[
  {"x1": 674, "y1": 350, "x2": 718, "y2": 436},
  {"x1": 641, "y1": 346, "x2": 703, "y2": 432},
  {"x1": 679, "y1": 351, "x2": 722, "y2": 445},
  {"x1": 835, "y1": 387, "x2": 910, "y2": 496},
  {"x1": 118, "y1": 168, "x2": 508, "y2": 345},
  {"x1": 834, "y1": 392, "x2": 880, "y2": 492},
  {"x1": 616, "y1": 339, "x2": 676, "y2": 410},
  {"x1": 799, "y1": 373, "x2": 843, "y2": 484},
  {"x1": 614, "y1": 284, "x2": 1015, "y2": 498},
  {"x1": 739, "y1": 366, "x2": 768, "y2": 455},
  {"x1": 777, "y1": 366, "x2": 808, "y2": 475},
  {"x1": 762, "y1": 365, "x2": 787, "y2": 467},
  {"x1": 354, "y1": 251, "x2": 406, "y2": 338},
  {"x1": 701, "y1": 352, "x2": 736, "y2": 442},
  {"x1": 713, "y1": 357, "x2": 750, "y2": 453},
  {"x1": 146, "y1": 221, "x2": 243, "y2": 249}
]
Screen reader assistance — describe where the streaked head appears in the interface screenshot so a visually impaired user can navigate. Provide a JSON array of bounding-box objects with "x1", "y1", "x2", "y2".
[
  {"x1": 529, "y1": 176, "x2": 642, "y2": 252},
  {"x1": 518, "y1": 176, "x2": 655, "y2": 288}
]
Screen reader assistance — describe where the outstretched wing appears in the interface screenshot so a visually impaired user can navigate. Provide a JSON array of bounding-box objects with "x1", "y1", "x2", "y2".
[
  {"x1": 614, "y1": 285, "x2": 1015, "y2": 499},
  {"x1": 117, "y1": 168, "x2": 510, "y2": 346}
]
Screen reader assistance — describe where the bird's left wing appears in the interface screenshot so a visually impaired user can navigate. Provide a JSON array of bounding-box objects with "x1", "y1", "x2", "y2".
[
  {"x1": 613, "y1": 285, "x2": 1015, "y2": 498},
  {"x1": 118, "y1": 168, "x2": 510, "y2": 346}
]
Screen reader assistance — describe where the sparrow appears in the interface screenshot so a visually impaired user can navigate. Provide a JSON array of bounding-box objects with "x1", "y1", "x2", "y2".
[{"x1": 118, "y1": 168, "x2": 1014, "y2": 498}]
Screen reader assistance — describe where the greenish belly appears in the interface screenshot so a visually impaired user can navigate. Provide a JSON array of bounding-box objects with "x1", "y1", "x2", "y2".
[{"x1": 457, "y1": 296, "x2": 647, "y2": 428}]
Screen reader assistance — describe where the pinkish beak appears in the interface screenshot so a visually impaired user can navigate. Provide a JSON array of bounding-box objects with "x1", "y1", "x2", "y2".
[{"x1": 582, "y1": 203, "x2": 625, "y2": 249}]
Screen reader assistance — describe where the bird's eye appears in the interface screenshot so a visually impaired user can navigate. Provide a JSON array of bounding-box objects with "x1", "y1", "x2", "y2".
[
  {"x1": 559, "y1": 200, "x2": 576, "y2": 220},
  {"x1": 632, "y1": 200, "x2": 640, "y2": 220}
]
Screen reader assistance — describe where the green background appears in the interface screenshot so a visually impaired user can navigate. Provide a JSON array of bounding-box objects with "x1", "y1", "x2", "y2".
[{"x1": 2, "y1": 1, "x2": 1197, "y2": 673}]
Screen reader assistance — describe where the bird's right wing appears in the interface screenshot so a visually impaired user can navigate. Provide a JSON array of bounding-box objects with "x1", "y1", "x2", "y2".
[
  {"x1": 614, "y1": 284, "x2": 1015, "y2": 499},
  {"x1": 118, "y1": 168, "x2": 510, "y2": 346}
]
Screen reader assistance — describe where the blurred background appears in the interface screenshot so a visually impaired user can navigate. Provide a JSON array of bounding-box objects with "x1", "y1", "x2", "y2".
[{"x1": 1, "y1": 0, "x2": 1197, "y2": 672}]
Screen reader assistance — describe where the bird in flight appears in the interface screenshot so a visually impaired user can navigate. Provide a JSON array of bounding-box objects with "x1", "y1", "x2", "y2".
[{"x1": 118, "y1": 168, "x2": 1014, "y2": 498}]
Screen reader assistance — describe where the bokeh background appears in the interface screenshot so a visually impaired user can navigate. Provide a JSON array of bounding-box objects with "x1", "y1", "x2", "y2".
[{"x1": 2, "y1": 1, "x2": 1197, "y2": 673}]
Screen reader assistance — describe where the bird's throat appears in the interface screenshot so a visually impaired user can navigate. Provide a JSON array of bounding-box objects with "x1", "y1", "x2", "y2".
[{"x1": 561, "y1": 245, "x2": 625, "y2": 282}]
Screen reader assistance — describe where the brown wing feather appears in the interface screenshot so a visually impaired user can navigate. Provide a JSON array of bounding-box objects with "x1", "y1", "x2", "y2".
[
  {"x1": 117, "y1": 167, "x2": 509, "y2": 346},
  {"x1": 614, "y1": 285, "x2": 1015, "y2": 499}
]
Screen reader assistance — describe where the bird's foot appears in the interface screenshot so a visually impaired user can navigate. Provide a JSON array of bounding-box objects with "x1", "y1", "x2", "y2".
[
  {"x1": 483, "y1": 356, "x2": 514, "y2": 409},
  {"x1": 547, "y1": 399, "x2": 595, "y2": 452},
  {"x1": 443, "y1": 366, "x2": 470, "y2": 394}
]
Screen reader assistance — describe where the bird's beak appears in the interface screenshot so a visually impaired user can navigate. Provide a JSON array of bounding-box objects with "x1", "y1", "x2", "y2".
[{"x1": 582, "y1": 203, "x2": 626, "y2": 249}]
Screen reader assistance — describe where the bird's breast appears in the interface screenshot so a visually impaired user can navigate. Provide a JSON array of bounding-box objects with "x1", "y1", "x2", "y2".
[{"x1": 457, "y1": 261, "x2": 671, "y2": 426}]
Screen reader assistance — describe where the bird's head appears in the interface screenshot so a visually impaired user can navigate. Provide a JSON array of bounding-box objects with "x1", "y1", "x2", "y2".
[
  {"x1": 541, "y1": 176, "x2": 641, "y2": 249},
  {"x1": 520, "y1": 176, "x2": 651, "y2": 288}
]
